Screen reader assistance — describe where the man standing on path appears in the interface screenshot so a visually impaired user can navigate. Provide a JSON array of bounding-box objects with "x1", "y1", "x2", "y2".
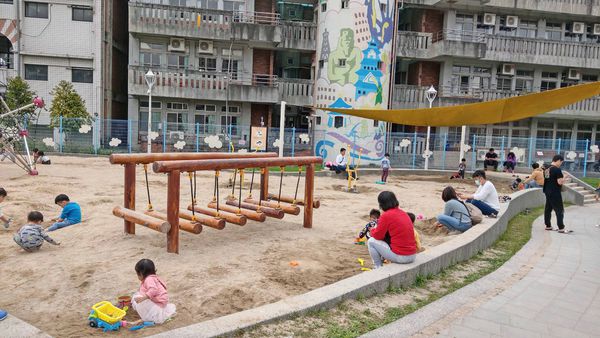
[{"x1": 543, "y1": 155, "x2": 572, "y2": 233}]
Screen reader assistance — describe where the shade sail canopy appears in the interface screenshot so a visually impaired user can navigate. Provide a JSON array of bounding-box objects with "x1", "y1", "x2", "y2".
[{"x1": 321, "y1": 81, "x2": 600, "y2": 127}]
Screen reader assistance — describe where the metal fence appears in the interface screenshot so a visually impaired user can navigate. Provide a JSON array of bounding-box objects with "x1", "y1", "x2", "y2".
[{"x1": 17, "y1": 118, "x2": 600, "y2": 177}]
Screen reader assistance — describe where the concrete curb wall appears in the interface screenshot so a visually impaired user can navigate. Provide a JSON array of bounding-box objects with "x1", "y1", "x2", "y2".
[{"x1": 151, "y1": 188, "x2": 565, "y2": 338}]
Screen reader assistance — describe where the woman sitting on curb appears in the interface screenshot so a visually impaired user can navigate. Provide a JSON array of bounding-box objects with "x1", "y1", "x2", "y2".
[
  {"x1": 435, "y1": 186, "x2": 472, "y2": 232},
  {"x1": 367, "y1": 191, "x2": 417, "y2": 268}
]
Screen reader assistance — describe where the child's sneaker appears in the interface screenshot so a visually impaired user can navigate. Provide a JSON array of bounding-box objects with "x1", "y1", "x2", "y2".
[{"x1": 0, "y1": 309, "x2": 7, "y2": 321}]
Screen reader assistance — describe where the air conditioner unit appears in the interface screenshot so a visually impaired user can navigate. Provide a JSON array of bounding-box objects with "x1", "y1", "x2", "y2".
[
  {"x1": 572, "y1": 22, "x2": 585, "y2": 34},
  {"x1": 197, "y1": 40, "x2": 214, "y2": 54},
  {"x1": 593, "y1": 24, "x2": 600, "y2": 35},
  {"x1": 505, "y1": 15, "x2": 518, "y2": 28},
  {"x1": 568, "y1": 68, "x2": 581, "y2": 80},
  {"x1": 501, "y1": 64, "x2": 516, "y2": 76},
  {"x1": 483, "y1": 13, "x2": 496, "y2": 26},
  {"x1": 168, "y1": 38, "x2": 186, "y2": 52}
]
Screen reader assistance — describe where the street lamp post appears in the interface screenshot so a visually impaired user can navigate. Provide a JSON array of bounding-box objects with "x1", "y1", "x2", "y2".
[
  {"x1": 145, "y1": 69, "x2": 156, "y2": 153},
  {"x1": 424, "y1": 85, "x2": 437, "y2": 170}
]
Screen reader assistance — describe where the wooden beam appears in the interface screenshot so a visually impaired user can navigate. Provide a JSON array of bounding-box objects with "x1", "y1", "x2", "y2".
[
  {"x1": 179, "y1": 209, "x2": 225, "y2": 230},
  {"x1": 145, "y1": 210, "x2": 202, "y2": 234},
  {"x1": 208, "y1": 202, "x2": 269, "y2": 222},
  {"x1": 267, "y1": 193, "x2": 320, "y2": 208},
  {"x1": 243, "y1": 198, "x2": 300, "y2": 215},
  {"x1": 166, "y1": 170, "x2": 180, "y2": 253},
  {"x1": 110, "y1": 152, "x2": 277, "y2": 165},
  {"x1": 303, "y1": 164, "x2": 315, "y2": 228},
  {"x1": 260, "y1": 167, "x2": 269, "y2": 201},
  {"x1": 188, "y1": 205, "x2": 247, "y2": 226},
  {"x1": 224, "y1": 199, "x2": 283, "y2": 219},
  {"x1": 112, "y1": 206, "x2": 170, "y2": 233},
  {"x1": 153, "y1": 156, "x2": 323, "y2": 173},
  {"x1": 124, "y1": 163, "x2": 136, "y2": 234}
]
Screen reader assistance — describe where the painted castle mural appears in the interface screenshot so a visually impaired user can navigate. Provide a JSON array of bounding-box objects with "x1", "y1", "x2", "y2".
[{"x1": 315, "y1": 0, "x2": 394, "y2": 164}]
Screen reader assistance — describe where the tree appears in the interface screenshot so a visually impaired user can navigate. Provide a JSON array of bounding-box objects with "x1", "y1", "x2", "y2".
[
  {"x1": 49, "y1": 80, "x2": 91, "y2": 131},
  {"x1": 0, "y1": 76, "x2": 36, "y2": 131}
]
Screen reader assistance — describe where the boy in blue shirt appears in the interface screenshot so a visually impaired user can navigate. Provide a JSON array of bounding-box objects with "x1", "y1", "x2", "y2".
[{"x1": 48, "y1": 194, "x2": 81, "y2": 231}]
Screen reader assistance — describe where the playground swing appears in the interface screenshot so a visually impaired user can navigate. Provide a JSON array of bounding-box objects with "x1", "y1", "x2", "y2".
[
  {"x1": 241, "y1": 166, "x2": 300, "y2": 216},
  {"x1": 267, "y1": 166, "x2": 321, "y2": 209}
]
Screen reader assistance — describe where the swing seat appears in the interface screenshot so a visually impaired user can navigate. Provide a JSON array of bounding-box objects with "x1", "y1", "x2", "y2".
[
  {"x1": 179, "y1": 209, "x2": 225, "y2": 230},
  {"x1": 187, "y1": 205, "x2": 248, "y2": 226},
  {"x1": 113, "y1": 207, "x2": 171, "y2": 233},
  {"x1": 267, "y1": 193, "x2": 321, "y2": 209},
  {"x1": 225, "y1": 198, "x2": 284, "y2": 219},
  {"x1": 144, "y1": 210, "x2": 202, "y2": 234},
  {"x1": 208, "y1": 201, "x2": 269, "y2": 222},
  {"x1": 243, "y1": 198, "x2": 300, "y2": 215}
]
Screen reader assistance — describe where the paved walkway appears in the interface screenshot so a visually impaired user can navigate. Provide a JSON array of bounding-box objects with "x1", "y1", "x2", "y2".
[
  {"x1": 363, "y1": 204, "x2": 600, "y2": 338},
  {"x1": 0, "y1": 314, "x2": 51, "y2": 338}
]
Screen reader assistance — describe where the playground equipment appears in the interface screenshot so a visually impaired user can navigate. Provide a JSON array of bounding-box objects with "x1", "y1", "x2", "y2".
[
  {"x1": 345, "y1": 144, "x2": 362, "y2": 193},
  {"x1": 0, "y1": 96, "x2": 45, "y2": 175},
  {"x1": 110, "y1": 152, "x2": 321, "y2": 253}
]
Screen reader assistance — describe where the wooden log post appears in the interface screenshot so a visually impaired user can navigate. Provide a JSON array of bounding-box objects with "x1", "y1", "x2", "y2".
[
  {"x1": 124, "y1": 163, "x2": 136, "y2": 234},
  {"x1": 112, "y1": 206, "x2": 170, "y2": 233},
  {"x1": 145, "y1": 210, "x2": 202, "y2": 234},
  {"x1": 188, "y1": 205, "x2": 247, "y2": 226},
  {"x1": 167, "y1": 170, "x2": 181, "y2": 253},
  {"x1": 243, "y1": 198, "x2": 300, "y2": 215},
  {"x1": 260, "y1": 167, "x2": 269, "y2": 201},
  {"x1": 267, "y1": 193, "x2": 321, "y2": 208},
  {"x1": 179, "y1": 209, "x2": 226, "y2": 230},
  {"x1": 208, "y1": 202, "x2": 269, "y2": 222},
  {"x1": 224, "y1": 199, "x2": 283, "y2": 219},
  {"x1": 303, "y1": 163, "x2": 315, "y2": 228}
]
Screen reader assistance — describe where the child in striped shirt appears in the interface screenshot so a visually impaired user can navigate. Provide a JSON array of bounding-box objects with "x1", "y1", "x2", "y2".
[{"x1": 13, "y1": 211, "x2": 60, "y2": 252}]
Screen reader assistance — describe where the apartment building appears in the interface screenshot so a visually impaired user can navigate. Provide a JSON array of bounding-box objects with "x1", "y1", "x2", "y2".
[
  {"x1": 0, "y1": 0, "x2": 103, "y2": 124},
  {"x1": 126, "y1": 0, "x2": 316, "y2": 149},
  {"x1": 393, "y1": 0, "x2": 600, "y2": 157}
]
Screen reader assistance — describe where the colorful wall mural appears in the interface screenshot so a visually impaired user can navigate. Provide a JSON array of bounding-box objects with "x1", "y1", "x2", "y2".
[{"x1": 315, "y1": 0, "x2": 394, "y2": 163}]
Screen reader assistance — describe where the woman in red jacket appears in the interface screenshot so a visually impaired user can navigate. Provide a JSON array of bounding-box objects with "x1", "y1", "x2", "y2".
[{"x1": 368, "y1": 191, "x2": 417, "y2": 268}]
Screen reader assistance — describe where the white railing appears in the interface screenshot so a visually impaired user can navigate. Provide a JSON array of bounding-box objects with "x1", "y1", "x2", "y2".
[
  {"x1": 486, "y1": 35, "x2": 600, "y2": 60},
  {"x1": 279, "y1": 79, "x2": 314, "y2": 106}
]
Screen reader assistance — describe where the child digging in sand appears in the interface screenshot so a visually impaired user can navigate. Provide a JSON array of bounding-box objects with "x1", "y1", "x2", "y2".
[
  {"x1": 0, "y1": 188, "x2": 13, "y2": 229},
  {"x1": 13, "y1": 211, "x2": 60, "y2": 252},
  {"x1": 130, "y1": 259, "x2": 176, "y2": 326},
  {"x1": 48, "y1": 194, "x2": 81, "y2": 231}
]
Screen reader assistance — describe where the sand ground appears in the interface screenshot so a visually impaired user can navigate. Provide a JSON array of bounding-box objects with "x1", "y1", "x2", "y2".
[{"x1": 0, "y1": 156, "x2": 514, "y2": 337}]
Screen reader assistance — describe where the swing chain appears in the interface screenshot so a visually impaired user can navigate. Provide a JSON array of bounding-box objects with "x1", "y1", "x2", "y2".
[
  {"x1": 277, "y1": 166, "x2": 285, "y2": 209},
  {"x1": 248, "y1": 167, "x2": 256, "y2": 199},
  {"x1": 143, "y1": 164, "x2": 153, "y2": 211},
  {"x1": 215, "y1": 170, "x2": 221, "y2": 218},
  {"x1": 293, "y1": 166, "x2": 303, "y2": 205},
  {"x1": 237, "y1": 169, "x2": 244, "y2": 215},
  {"x1": 188, "y1": 172, "x2": 196, "y2": 222}
]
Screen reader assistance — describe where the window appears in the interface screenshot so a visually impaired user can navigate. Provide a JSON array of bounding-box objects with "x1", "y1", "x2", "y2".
[
  {"x1": 220, "y1": 105, "x2": 240, "y2": 113},
  {"x1": 541, "y1": 72, "x2": 559, "y2": 91},
  {"x1": 515, "y1": 69, "x2": 533, "y2": 92},
  {"x1": 334, "y1": 116, "x2": 344, "y2": 128},
  {"x1": 221, "y1": 116, "x2": 238, "y2": 135},
  {"x1": 222, "y1": 59, "x2": 239, "y2": 79},
  {"x1": 452, "y1": 65, "x2": 470, "y2": 73},
  {"x1": 338, "y1": 59, "x2": 346, "y2": 67},
  {"x1": 582, "y1": 74, "x2": 598, "y2": 82},
  {"x1": 496, "y1": 77, "x2": 512, "y2": 91},
  {"x1": 287, "y1": 57, "x2": 294, "y2": 65},
  {"x1": 167, "y1": 54, "x2": 187, "y2": 69},
  {"x1": 139, "y1": 111, "x2": 162, "y2": 130},
  {"x1": 541, "y1": 81, "x2": 557, "y2": 91},
  {"x1": 288, "y1": 9, "x2": 296, "y2": 17},
  {"x1": 0, "y1": 0, "x2": 14, "y2": 4},
  {"x1": 72, "y1": 68, "x2": 93, "y2": 83},
  {"x1": 199, "y1": 57, "x2": 217, "y2": 71},
  {"x1": 517, "y1": 20, "x2": 537, "y2": 38},
  {"x1": 476, "y1": 14, "x2": 494, "y2": 35},
  {"x1": 321, "y1": 3, "x2": 326, "y2": 12},
  {"x1": 167, "y1": 112, "x2": 188, "y2": 131},
  {"x1": 341, "y1": 0, "x2": 349, "y2": 9},
  {"x1": 72, "y1": 6, "x2": 93, "y2": 22},
  {"x1": 24, "y1": 64, "x2": 47, "y2": 81},
  {"x1": 223, "y1": 0, "x2": 243, "y2": 11},
  {"x1": 140, "y1": 101, "x2": 162, "y2": 109},
  {"x1": 564, "y1": 23, "x2": 584, "y2": 42},
  {"x1": 455, "y1": 13, "x2": 474, "y2": 32},
  {"x1": 166, "y1": 102, "x2": 188, "y2": 110},
  {"x1": 545, "y1": 22, "x2": 562, "y2": 40},
  {"x1": 498, "y1": 16, "x2": 517, "y2": 37},
  {"x1": 25, "y1": 2, "x2": 48, "y2": 18},
  {"x1": 316, "y1": 116, "x2": 322, "y2": 125}
]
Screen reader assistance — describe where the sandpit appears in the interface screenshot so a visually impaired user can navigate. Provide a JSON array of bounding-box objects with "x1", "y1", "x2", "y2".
[{"x1": 0, "y1": 156, "x2": 514, "y2": 337}]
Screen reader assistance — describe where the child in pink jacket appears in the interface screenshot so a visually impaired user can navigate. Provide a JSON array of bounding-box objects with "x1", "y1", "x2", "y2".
[{"x1": 131, "y1": 259, "x2": 176, "y2": 324}]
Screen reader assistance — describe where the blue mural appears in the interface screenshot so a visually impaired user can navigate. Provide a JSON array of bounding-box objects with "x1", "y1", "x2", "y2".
[{"x1": 355, "y1": 39, "x2": 383, "y2": 101}]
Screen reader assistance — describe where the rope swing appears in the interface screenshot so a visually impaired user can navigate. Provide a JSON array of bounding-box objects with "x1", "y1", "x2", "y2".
[{"x1": 143, "y1": 164, "x2": 153, "y2": 211}]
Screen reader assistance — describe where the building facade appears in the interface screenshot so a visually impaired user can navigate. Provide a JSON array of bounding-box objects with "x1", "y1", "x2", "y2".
[
  {"x1": 0, "y1": 0, "x2": 103, "y2": 124},
  {"x1": 392, "y1": 0, "x2": 600, "y2": 162},
  {"x1": 127, "y1": 0, "x2": 316, "y2": 151}
]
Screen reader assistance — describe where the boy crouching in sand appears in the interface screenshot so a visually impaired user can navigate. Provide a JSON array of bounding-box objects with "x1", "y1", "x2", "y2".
[{"x1": 14, "y1": 211, "x2": 60, "y2": 252}]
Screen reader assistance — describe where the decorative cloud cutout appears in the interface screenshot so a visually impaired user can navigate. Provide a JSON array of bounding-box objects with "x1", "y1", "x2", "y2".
[
  {"x1": 237, "y1": 149, "x2": 248, "y2": 153},
  {"x1": 149, "y1": 131, "x2": 159, "y2": 141},
  {"x1": 590, "y1": 145, "x2": 599, "y2": 154},
  {"x1": 174, "y1": 140, "x2": 186, "y2": 150},
  {"x1": 204, "y1": 135, "x2": 223, "y2": 149},
  {"x1": 422, "y1": 149, "x2": 433, "y2": 159},
  {"x1": 399, "y1": 139, "x2": 411, "y2": 148},
  {"x1": 273, "y1": 138, "x2": 282, "y2": 148},
  {"x1": 109, "y1": 138, "x2": 122, "y2": 147},
  {"x1": 566, "y1": 151, "x2": 577, "y2": 160},
  {"x1": 78, "y1": 124, "x2": 91, "y2": 134},
  {"x1": 511, "y1": 147, "x2": 525, "y2": 158},
  {"x1": 42, "y1": 137, "x2": 55, "y2": 147},
  {"x1": 462, "y1": 144, "x2": 472, "y2": 152},
  {"x1": 299, "y1": 133, "x2": 310, "y2": 144}
]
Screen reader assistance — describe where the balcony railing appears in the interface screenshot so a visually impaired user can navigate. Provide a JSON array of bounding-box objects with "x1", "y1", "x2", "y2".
[
  {"x1": 128, "y1": 66, "x2": 279, "y2": 102},
  {"x1": 485, "y1": 0, "x2": 599, "y2": 16},
  {"x1": 279, "y1": 79, "x2": 314, "y2": 106},
  {"x1": 129, "y1": 2, "x2": 316, "y2": 50},
  {"x1": 396, "y1": 31, "x2": 432, "y2": 58},
  {"x1": 432, "y1": 29, "x2": 485, "y2": 43},
  {"x1": 392, "y1": 84, "x2": 600, "y2": 115}
]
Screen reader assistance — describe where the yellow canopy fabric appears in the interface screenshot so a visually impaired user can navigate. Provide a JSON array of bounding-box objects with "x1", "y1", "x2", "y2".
[{"x1": 321, "y1": 81, "x2": 600, "y2": 127}]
